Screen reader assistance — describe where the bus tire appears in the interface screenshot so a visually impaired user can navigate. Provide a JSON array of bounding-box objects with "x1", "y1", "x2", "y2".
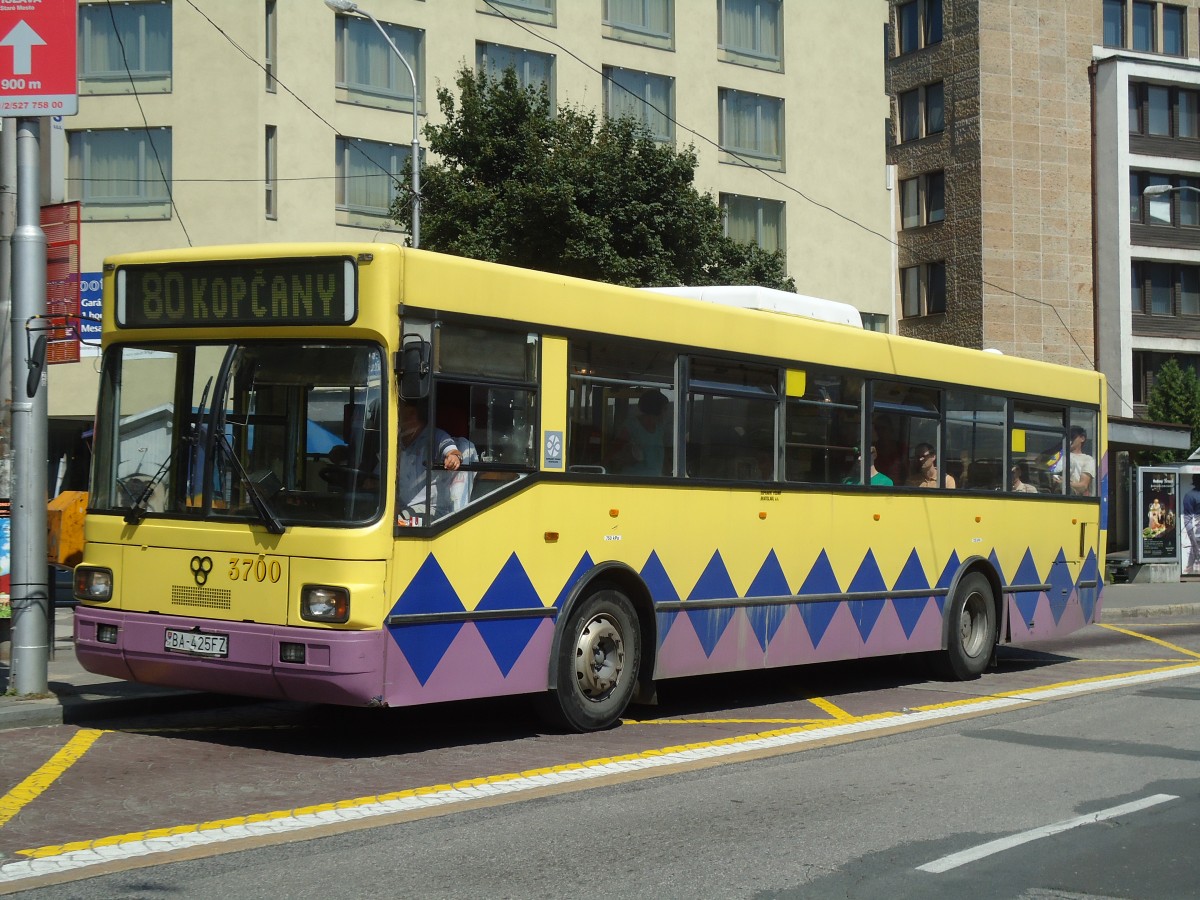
[
  {"x1": 546, "y1": 584, "x2": 641, "y2": 732},
  {"x1": 935, "y1": 572, "x2": 996, "y2": 681}
]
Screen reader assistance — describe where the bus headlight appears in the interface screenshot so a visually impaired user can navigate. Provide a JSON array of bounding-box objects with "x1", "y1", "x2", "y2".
[
  {"x1": 74, "y1": 567, "x2": 113, "y2": 602},
  {"x1": 300, "y1": 584, "x2": 349, "y2": 623}
]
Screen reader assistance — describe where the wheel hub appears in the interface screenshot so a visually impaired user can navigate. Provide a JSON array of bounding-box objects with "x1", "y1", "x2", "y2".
[{"x1": 574, "y1": 613, "x2": 625, "y2": 701}]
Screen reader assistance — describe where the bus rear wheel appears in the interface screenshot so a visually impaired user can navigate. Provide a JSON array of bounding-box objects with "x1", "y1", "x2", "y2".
[
  {"x1": 547, "y1": 584, "x2": 641, "y2": 732},
  {"x1": 935, "y1": 572, "x2": 996, "y2": 680}
]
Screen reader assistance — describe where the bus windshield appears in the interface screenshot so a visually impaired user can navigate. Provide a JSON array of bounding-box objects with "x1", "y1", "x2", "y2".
[{"x1": 91, "y1": 341, "x2": 385, "y2": 527}]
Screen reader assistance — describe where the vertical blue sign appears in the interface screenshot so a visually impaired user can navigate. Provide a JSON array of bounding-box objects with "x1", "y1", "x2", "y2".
[{"x1": 79, "y1": 272, "x2": 102, "y2": 354}]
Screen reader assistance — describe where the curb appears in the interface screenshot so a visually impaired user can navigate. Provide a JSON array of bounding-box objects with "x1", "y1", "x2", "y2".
[
  {"x1": 1101, "y1": 602, "x2": 1200, "y2": 620},
  {"x1": 0, "y1": 690, "x2": 248, "y2": 732}
]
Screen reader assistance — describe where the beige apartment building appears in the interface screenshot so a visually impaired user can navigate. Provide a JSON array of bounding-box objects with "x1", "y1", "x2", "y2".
[{"x1": 45, "y1": 0, "x2": 896, "y2": 444}]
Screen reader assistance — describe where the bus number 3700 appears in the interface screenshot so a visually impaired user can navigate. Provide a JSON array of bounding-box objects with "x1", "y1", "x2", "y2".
[{"x1": 228, "y1": 557, "x2": 283, "y2": 583}]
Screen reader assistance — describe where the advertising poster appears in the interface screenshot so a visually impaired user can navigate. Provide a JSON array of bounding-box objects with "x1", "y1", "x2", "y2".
[
  {"x1": 1138, "y1": 467, "x2": 1178, "y2": 563},
  {"x1": 0, "y1": 514, "x2": 9, "y2": 620}
]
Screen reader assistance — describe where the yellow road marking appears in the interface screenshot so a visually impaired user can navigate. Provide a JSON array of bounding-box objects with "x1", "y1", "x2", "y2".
[
  {"x1": 808, "y1": 696, "x2": 856, "y2": 721},
  {"x1": 15, "y1": 658, "x2": 1200, "y2": 862},
  {"x1": 624, "y1": 724, "x2": 830, "y2": 729},
  {"x1": 1098, "y1": 623, "x2": 1200, "y2": 661},
  {"x1": 910, "y1": 660, "x2": 1200, "y2": 712},
  {"x1": 0, "y1": 730, "x2": 108, "y2": 830}
]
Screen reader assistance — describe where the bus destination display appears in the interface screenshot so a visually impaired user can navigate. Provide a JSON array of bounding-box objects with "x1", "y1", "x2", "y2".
[{"x1": 116, "y1": 258, "x2": 357, "y2": 328}]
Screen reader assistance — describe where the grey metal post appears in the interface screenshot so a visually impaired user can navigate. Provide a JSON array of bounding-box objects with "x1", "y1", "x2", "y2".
[
  {"x1": 324, "y1": 0, "x2": 420, "y2": 247},
  {"x1": 9, "y1": 118, "x2": 47, "y2": 695},
  {"x1": 0, "y1": 122, "x2": 16, "y2": 500}
]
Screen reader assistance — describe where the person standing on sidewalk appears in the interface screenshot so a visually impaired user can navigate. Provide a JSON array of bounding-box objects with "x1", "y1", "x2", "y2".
[{"x1": 1184, "y1": 475, "x2": 1200, "y2": 575}]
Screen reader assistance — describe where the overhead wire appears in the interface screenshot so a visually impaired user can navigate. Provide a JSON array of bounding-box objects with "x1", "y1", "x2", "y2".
[
  {"x1": 104, "y1": 0, "x2": 192, "y2": 245},
  {"x1": 479, "y1": 1, "x2": 1129, "y2": 412}
]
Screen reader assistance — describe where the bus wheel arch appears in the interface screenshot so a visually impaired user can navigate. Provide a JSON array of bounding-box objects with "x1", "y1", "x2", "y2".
[
  {"x1": 542, "y1": 563, "x2": 655, "y2": 731},
  {"x1": 935, "y1": 559, "x2": 1001, "y2": 681}
]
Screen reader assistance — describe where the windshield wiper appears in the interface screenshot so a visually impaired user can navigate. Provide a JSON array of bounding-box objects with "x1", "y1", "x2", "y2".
[
  {"x1": 122, "y1": 449, "x2": 177, "y2": 525},
  {"x1": 215, "y1": 430, "x2": 286, "y2": 534}
]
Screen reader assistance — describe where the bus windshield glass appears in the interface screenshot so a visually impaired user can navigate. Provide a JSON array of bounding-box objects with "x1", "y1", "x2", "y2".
[{"x1": 90, "y1": 341, "x2": 385, "y2": 527}]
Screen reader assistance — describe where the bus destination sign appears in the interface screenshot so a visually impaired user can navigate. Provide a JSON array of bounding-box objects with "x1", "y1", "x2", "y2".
[{"x1": 116, "y1": 258, "x2": 357, "y2": 329}]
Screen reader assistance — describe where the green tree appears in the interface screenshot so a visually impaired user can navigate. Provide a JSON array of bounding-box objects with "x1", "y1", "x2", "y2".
[
  {"x1": 1145, "y1": 356, "x2": 1200, "y2": 462},
  {"x1": 391, "y1": 68, "x2": 796, "y2": 291}
]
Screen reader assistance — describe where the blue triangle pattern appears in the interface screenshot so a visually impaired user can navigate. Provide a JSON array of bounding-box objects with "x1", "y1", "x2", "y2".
[
  {"x1": 1078, "y1": 550, "x2": 1099, "y2": 623},
  {"x1": 847, "y1": 550, "x2": 888, "y2": 643},
  {"x1": 687, "y1": 551, "x2": 739, "y2": 657},
  {"x1": 641, "y1": 550, "x2": 680, "y2": 602},
  {"x1": 1011, "y1": 549, "x2": 1044, "y2": 627},
  {"x1": 988, "y1": 549, "x2": 1008, "y2": 586},
  {"x1": 642, "y1": 552, "x2": 680, "y2": 649},
  {"x1": 798, "y1": 551, "x2": 841, "y2": 646},
  {"x1": 390, "y1": 554, "x2": 465, "y2": 685},
  {"x1": 555, "y1": 552, "x2": 595, "y2": 607},
  {"x1": 745, "y1": 551, "x2": 792, "y2": 650},
  {"x1": 934, "y1": 551, "x2": 961, "y2": 614},
  {"x1": 891, "y1": 549, "x2": 932, "y2": 639},
  {"x1": 1047, "y1": 549, "x2": 1074, "y2": 625},
  {"x1": 477, "y1": 553, "x2": 545, "y2": 677}
]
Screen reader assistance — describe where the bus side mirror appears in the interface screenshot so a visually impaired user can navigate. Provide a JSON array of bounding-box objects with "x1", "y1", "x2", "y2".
[{"x1": 398, "y1": 337, "x2": 431, "y2": 401}]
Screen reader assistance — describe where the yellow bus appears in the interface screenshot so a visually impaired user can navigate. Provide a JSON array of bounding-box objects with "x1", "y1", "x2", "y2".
[{"x1": 73, "y1": 243, "x2": 1106, "y2": 731}]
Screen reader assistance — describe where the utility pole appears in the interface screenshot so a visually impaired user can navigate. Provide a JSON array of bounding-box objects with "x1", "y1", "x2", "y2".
[
  {"x1": 0, "y1": 123, "x2": 14, "y2": 500},
  {"x1": 8, "y1": 118, "x2": 47, "y2": 695}
]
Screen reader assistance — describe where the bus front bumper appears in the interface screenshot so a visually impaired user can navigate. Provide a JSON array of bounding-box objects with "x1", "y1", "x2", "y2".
[{"x1": 73, "y1": 606, "x2": 388, "y2": 706}]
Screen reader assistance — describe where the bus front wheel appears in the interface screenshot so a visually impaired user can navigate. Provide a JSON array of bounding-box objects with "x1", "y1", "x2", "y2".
[
  {"x1": 936, "y1": 572, "x2": 996, "y2": 680},
  {"x1": 547, "y1": 584, "x2": 641, "y2": 732}
]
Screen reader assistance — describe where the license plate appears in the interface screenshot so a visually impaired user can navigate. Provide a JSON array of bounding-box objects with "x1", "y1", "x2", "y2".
[{"x1": 164, "y1": 628, "x2": 229, "y2": 658}]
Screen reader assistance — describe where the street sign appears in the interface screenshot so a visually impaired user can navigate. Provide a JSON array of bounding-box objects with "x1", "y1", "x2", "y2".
[{"x1": 0, "y1": 0, "x2": 77, "y2": 116}]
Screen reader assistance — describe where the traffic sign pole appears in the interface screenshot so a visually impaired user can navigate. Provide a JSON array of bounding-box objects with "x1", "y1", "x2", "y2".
[
  {"x1": 9, "y1": 117, "x2": 47, "y2": 695},
  {"x1": 0, "y1": 0, "x2": 75, "y2": 694}
]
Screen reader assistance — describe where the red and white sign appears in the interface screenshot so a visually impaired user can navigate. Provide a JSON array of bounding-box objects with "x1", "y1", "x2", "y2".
[{"x1": 0, "y1": 0, "x2": 77, "y2": 116}]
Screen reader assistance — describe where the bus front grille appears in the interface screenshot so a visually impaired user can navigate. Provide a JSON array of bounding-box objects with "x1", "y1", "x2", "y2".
[{"x1": 171, "y1": 585, "x2": 233, "y2": 610}]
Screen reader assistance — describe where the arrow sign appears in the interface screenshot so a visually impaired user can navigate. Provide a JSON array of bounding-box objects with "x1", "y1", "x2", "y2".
[
  {"x1": 0, "y1": 0, "x2": 76, "y2": 116},
  {"x1": 0, "y1": 21, "x2": 46, "y2": 76}
]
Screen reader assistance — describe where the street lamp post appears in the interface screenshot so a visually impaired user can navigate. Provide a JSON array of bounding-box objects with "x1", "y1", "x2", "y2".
[
  {"x1": 324, "y1": 0, "x2": 421, "y2": 248},
  {"x1": 1142, "y1": 183, "x2": 1200, "y2": 198}
]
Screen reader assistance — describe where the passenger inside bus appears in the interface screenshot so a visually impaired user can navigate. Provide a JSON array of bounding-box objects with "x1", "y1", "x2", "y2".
[
  {"x1": 397, "y1": 400, "x2": 461, "y2": 521},
  {"x1": 609, "y1": 389, "x2": 669, "y2": 476},
  {"x1": 910, "y1": 443, "x2": 955, "y2": 489}
]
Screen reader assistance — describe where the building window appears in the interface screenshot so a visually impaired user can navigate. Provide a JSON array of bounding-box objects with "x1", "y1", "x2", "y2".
[
  {"x1": 860, "y1": 313, "x2": 890, "y2": 333},
  {"x1": 265, "y1": 0, "x2": 277, "y2": 92},
  {"x1": 604, "y1": 67, "x2": 674, "y2": 142},
  {"x1": 265, "y1": 125, "x2": 277, "y2": 220},
  {"x1": 1106, "y1": 2, "x2": 1185, "y2": 55},
  {"x1": 1130, "y1": 172, "x2": 1200, "y2": 227},
  {"x1": 900, "y1": 261, "x2": 946, "y2": 317},
  {"x1": 1162, "y1": 5, "x2": 1186, "y2": 55},
  {"x1": 1132, "y1": 260, "x2": 1200, "y2": 316},
  {"x1": 603, "y1": 0, "x2": 673, "y2": 48},
  {"x1": 333, "y1": 13, "x2": 423, "y2": 113},
  {"x1": 897, "y1": 81, "x2": 944, "y2": 143},
  {"x1": 1104, "y1": 0, "x2": 1125, "y2": 47},
  {"x1": 718, "y1": 0, "x2": 782, "y2": 70},
  {"x1": 719, "y1": 88, "x2": 784, "y2": 168},
  {"x1": 67, "y1": 127, "x2": 173, "y2": 221},
  {"x1": 900, "y1": 171, "x2": 944, "y2": 229},
  {"x1": 1130, "y1": 83, "x2": 1200, "y2": 138},
  {"x1": 896, "y1": 0, "x2": 942, "y2": 56},
  {"x1": 1134, "y1": 351, "x2": 1200, "y2": 404},
  {"x1": 721, "y1": 193, "x2": 785, "y2": 255},
  {"x1": 335, "y1": 136, "x2": 411, "y2": 226},
  {"x1": 476, "y1": 42, "x2": 555, "y2": 99},
  {"x1": 1133, "y1": 1, "x2": 1157, "y2": 51},
  {"x1": 477, "y1": 0, "x2": 555, "y2": 27},
  {"x1": 78, "y1": 0, "x2": 172, "y2": 94}
]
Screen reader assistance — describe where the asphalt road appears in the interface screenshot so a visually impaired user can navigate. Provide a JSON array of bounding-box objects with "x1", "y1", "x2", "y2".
[{"x1": 2, "y1": 617, "x2": 1199, "y2": 897}]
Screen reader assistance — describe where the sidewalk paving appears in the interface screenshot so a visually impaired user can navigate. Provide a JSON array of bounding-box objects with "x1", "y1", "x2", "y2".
[{"x1": 1, "y1": 580, "x2": 1197, "y2": 732}]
